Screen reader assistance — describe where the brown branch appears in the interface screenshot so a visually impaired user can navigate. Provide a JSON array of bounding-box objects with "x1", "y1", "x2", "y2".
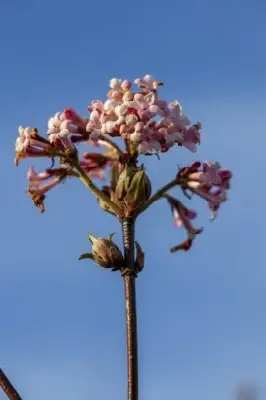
[
  {"x1": 121, "y1": 219, "x2": 138, "y2": 400},
  {"x1": 0, "y1": 369, "x2": 23, "y2": 399}
]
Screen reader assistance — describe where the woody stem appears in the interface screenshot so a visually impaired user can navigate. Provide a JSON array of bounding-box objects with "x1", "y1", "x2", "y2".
[
  {"x1": 121, "y1": 218, "x2": 138, "y2": 400},
  {"x1": 0, "y1": 369, "x2": 22, "y2": 400}
]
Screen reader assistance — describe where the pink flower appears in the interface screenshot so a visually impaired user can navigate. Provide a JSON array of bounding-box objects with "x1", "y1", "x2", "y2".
[
  {"x1": 26, "y1": 165, "x2": 73, "y2": 212},
  {"x1": 187, "y1": 161, "x2": 232, "y2": 188},
  {"x1": 47, "y1": 112, "x2": 78, "y2": 150},
  {"x1": 166, "y1": 195, "x2": 203, "y2": 252},
  {"x1": 15, "y1": 126, "x2": 53, "y2": 165},
  {"x1": 173, "y1": 205, "x2": 197, "y2": 228},
  {"x1": 79, "y1": 152, "x2": 110, "y2": 180},
  {"x1": 27, "y1": 166, "x2": 50, "y2": 187},
  {"x1": 179, "y1": 161, "x2": 232, "y2": 218},
  {"x1": 62, "y1": 108, "x2": 87, "y2": 129},
  {"x1": 121, "y1": 80, "x2": 132, "y2": 90},
  {"x1": 182, "y1": 124, "x2": 201, "y2": 153},
  {"x1": 167, "y1": 101, "x2": 191, "y2": 130}
]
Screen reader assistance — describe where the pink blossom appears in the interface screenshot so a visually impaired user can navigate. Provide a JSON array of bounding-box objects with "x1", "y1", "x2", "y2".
[
  {"x1": 166, "y1": 195, "x2": 203, "y2": 252},
  {"x1": 62, "y1": 108, "x2": 87, "y2": 129},
  {"x1": 182, "y1": 125, "x2": 201, "y2": 153},
  {"x1": 15, "y1": 126, "x2": 53, "y2": 165},
  {"x1": 179, "y1": 161, "x2": 232, "y2": 218},
  {"x1": 83, "y1": 75, "x2": 203, "y2": 157},
  {"x1": 27, "y1": 166, "x2": 50, "y2": 187},
  {"x1": 167, "y1": 101, "x2": 191, "y2": 130},
  {"x1": 121, "y1": 80, "x2": 132, "y2": 90},
  {"x1": 173, "y1": 206, "x2": 197, "y2": 228}
]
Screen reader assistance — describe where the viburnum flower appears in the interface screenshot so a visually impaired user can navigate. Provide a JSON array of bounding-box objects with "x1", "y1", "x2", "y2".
[
  {"x1": 14, "y1": 73, "x2": 232, "y2": 252},
  {"x1": 14, "y1": 73, "x2": 233, "y2": 400},
  {"x1": 15, "y1": 126, "x2": 54, "y2": 165}
]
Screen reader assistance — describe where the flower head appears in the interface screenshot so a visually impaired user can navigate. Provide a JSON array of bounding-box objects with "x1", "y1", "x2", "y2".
[{"x1": 178, "y1": 161, "x2": 232, "y2": 219}]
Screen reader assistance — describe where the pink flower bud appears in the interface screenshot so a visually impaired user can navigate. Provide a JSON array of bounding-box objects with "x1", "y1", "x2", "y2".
[
  {"x1": 125, "y1": 114, "x2": 138, "y2": 126},
  {"x1": 135, "y1": 122, "x2": 144, "y2": 132},
  {"x1": 119, "y1": 124, "x2": 127, "y2": 135},
  {"x1": 90, "y1": 111, "x2": 100, "y2": 121},
  {"x1": 121, "y1": 80, "x2": 132, "y2": 90},
  {"x1": 134, "y1": 93, "x2": 144, "y2": 102}
]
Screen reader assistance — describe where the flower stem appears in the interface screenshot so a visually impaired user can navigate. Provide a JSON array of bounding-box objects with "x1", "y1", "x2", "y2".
[
  {"x1": 135, "y1": 178, "x2": 178, "y2": 216},
  {"x1": 0, "y1": 369, "x2": 22, "y2": 400},
  {"x1": 74, "y1": 162, "x2": 122, "y2": 216},
  {"x1": 121, "y1": 219, "x2": 138, "y2": 400}
]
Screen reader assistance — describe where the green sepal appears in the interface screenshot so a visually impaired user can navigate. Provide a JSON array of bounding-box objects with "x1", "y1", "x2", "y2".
[
  {"x1": 78, "y1": 253, "x2": 94, "y2": 261},
  {"x1": 87, "y1": 233, "x2": 96, "y2": 244}
]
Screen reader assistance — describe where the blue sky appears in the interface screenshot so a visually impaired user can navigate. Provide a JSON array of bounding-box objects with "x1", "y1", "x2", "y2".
[{"x1": 0, "y1": 0, "x2": 266, "y2": 399}]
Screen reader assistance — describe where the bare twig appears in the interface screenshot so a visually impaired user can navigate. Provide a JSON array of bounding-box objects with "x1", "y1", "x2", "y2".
[{"x1": 0, "y1": 369, "x2": 22, "y2": 400}]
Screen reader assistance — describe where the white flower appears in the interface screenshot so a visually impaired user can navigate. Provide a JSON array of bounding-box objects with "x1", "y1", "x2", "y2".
[
  {"x1": 47, "y1": 112, "x2": 63, "y2": 135},
  {"x1": 15, "y1": 137, "x2": 24, "y2": 152},
  {"x1": 109, "y1": 78, "x2": 122, "y2": 90}
]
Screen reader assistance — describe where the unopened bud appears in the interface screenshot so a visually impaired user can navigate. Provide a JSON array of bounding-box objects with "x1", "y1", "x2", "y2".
[
  {"x1": 115, "y1": 165, "x2": 152, "y2": 210},
  {"x1": 79, "y1": 233, "x2": 124, "y2": 269}
]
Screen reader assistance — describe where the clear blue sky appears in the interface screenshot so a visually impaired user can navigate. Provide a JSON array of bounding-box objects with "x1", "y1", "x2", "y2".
[{"x1": 0, "y1": 0, "x2": 265, "y2": 399}]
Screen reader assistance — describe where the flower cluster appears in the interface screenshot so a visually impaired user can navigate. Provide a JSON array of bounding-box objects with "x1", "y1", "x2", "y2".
[
  {"x1": 166, "y1": 161, "x2": 232, "y2": 251},
  {"x1": 86, "y1": 75, "x2": 201, "y2": 154},
  {"x1": 14, "y1": 74, "x2": 232, "y2": 253}
]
